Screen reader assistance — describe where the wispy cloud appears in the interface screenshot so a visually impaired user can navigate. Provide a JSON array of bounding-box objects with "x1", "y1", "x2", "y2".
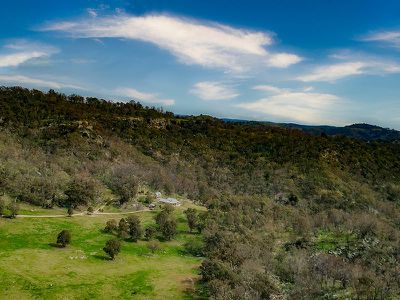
[
  {"x1": 237, "y1": 85, "x2": 344, "y2": 124},
  {"x1": 190, "y1": 81, "x2": 239, "y2": 101},
  {"x1": 297, "y1": 62, "x2": 366, "y2": 82},
  {"x1": 253, "y1": 84, "x2": 288, "y2": 94},
  {"x1": 297, "y1": 59, "x2": 400, "y2": 82},
  {"x1": 0, "y1": 74, "x2": 84, "y2": 89},
  {"x1": 115, "y1": 87, "x2": 175, "y2": 106},
  {"x1": 0, "y1": 40, "x2": 57, "y2": 68},
  {"x1": 40, "y1": 14, "x2": 302, "y2": 72},
  {"x1": 361, "y1": 30, "x2": 400, "y2": 48}
]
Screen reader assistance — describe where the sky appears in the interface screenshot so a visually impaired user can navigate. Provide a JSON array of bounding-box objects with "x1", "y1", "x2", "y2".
[{"x1": 1, "y1": 0, "x2": 400, "y2": 128}]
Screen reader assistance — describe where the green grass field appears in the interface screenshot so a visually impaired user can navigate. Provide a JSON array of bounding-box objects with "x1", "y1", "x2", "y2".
[{"x1": 0, "y1": 207, "x2": 204, "y2": 299}]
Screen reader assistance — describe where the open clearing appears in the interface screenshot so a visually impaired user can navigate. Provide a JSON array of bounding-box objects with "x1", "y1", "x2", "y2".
[{"x1": 0, "y1": 206, "x2": 204, "y2": 299}]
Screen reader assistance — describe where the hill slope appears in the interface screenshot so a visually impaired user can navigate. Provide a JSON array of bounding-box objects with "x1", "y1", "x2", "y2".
[
  {"x1": 222, "y1": 118, "x2": 400, "y2": 141},
  {"x1": 1, "y1": 87, "x2": 400, "y2": 299}
]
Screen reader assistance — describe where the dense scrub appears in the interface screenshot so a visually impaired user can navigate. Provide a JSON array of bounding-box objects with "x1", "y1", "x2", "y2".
[{"x1": 1, "y1": 86, "x2": 400, "y2": 299}]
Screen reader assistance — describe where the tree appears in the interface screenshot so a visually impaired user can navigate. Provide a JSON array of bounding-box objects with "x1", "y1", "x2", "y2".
[
  {"x1": 184, "y1": 238, "x2": 203, "y2": 256},
  {"x1": 0, "y1": 197, "x2": 5, "y2": 216},
  {"x1": 67, "y1": 207, "x2": 74, "y2": 217},
  {"x1": 65, "y1": 175, "x2": 97, "y2": 208},
  {"x1": 145, "y1": 225, "x2": 157, "y2": 240},
  {"x1": 118, "y1": 218, "x2": 130, "y2": 239},
  {"x1": 155, "y1": 205, "x2": 177, "y2": 240},
  {"x1": 161, "y1": 218, "x2": 177, "y2": 241},
  {"x1": 126, "y1": 215, "x2": 142, "y2": 242},
  {"x1": 108, "y1": 165, "x2": 138, "y2": 204},
  {"x1": 9, "y1": 201, "x2": 19, "y2": 218},
  {"x1": 87, "y1": 206, "x2": 94, "y2": 215},
  {"x1": 155, "y1": 205, "x2": 174, "y2": 227},
  {"x1": 196, "y1": 211, "x2": 208, "y2": 233},
  {"x1": 104, "y1": 219, "x2": 117, "y2": 233},
  {"x1": 185, "y1": 208, "x2": 197, "y2": 233},
  {"x1": 103, "y1": 239, "x2": 121, "y2": 260},
  {"x1": 57, "y1": 230, "x2": 71, "y2": 247}
]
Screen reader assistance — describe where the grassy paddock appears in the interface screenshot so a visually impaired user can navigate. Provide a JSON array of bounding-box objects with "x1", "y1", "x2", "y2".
[{"x1": 0, "y1": 208, "x2": 204, "y2": 299}]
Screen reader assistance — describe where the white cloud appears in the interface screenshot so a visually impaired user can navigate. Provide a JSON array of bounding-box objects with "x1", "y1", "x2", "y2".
[
  {"x1": 237, "y1": 87, "x2": 344, "y2": 125},
  {"x1": 0, "y1": 52, "x2": 49, "y2": 68},
  {"x1": 266, "y1": 53, "x2": 303, "y2": 68},
  {"x1": 0, "y1": 74, "x2": 84, "y2": 89},
  {"x1": 115, "y1": 87, "x2": 175, "y2": 106},
  {"x1": 253, "y1": 84, "x2": 288, "y2": 94},
  {"x1": 0, "y1": 40, "x2": 57, "y2": 68},
  {"x1": 361, "y1": 30, "x2": 400, "y2": 48},
  {"x1": 40, "y1": 14, "x2": 302, "y2": 72},
  {"x1": 190, "y1": 81, "x2": 239, "y2": 101},
  {"x1": 297, "y1": 62, "x2": 366, "y2": 82},
  {"x1": 297, "y1": 59, "x2": 400, "y2": 82}
]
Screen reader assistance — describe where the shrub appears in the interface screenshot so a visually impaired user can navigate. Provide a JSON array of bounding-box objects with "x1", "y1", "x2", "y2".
[
  {"x1": 57, "y1": 230, "x2": 71, "y2": 247},
  {"x1": 104, "y1": 219, "x2": 117, "y2": 233},
  {"x1": 126, "y1": 215, "x2": 142, "y2": 242},
  {"x1": 184, "y1": 238, "x2": 203, "y2": 256},
  {"x1": 103, "y1": 239, "x2": 121, "y2": 260},
  {"x1": 145, "y1": 225, "x2": 157, "y2": 240}
]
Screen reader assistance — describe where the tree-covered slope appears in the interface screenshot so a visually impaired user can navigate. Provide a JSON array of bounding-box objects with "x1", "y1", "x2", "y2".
[{"x1": 1, "y1": 86, "x2": 399, "y2": 299}]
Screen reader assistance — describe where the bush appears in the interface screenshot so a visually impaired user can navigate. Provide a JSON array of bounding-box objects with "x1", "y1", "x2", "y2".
[
  {"x1": 145, "y1": 225, "x2": 157, "y2": 240},
  {"x1": 184, "y1": 238, "x2": 203, "y2": 256},
  {"x1": 0, "y1": 197, "x2": 5, "y2": 216},
  {"x1": 126, "y1": 215, "x2": 142, "y2": 242},
  {"x1": 104, "y1": 219, "x2": 117, "y2": 233},
  {"x1": 9, "y1": 202, "x2": 19, "y2": 218},
  {"x1": 67, "y1": 207, "x2": 74, "y2": 217},
  {"x1": 57, "y1": 230, "x2": 71, "y2": 247},
  {"x1": 65, "y1": 175, "x2": 98, "y2": 208},
  {"x1": 103, "y1": 239, "x2": 121, "y2": 260}
]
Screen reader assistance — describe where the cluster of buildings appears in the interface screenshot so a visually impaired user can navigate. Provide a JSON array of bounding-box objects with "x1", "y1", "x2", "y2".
[{"x1": 149, "y1": 192, "x2": 181, "y2": 209}]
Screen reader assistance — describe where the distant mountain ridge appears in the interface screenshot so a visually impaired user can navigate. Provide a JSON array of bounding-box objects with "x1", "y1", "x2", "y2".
[{"x1": 222, "y1": 119, "x2": 400, "y2": 141}]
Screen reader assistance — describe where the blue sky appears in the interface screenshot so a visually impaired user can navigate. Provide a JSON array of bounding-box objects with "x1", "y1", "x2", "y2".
[{"x1": 1, "y1": 0, "x2": 400, "y2": 128}]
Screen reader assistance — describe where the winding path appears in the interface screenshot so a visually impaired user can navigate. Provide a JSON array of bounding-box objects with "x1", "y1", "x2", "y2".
[{"x1": 16, "y1": 208, "x2": 150, "y2": 218}]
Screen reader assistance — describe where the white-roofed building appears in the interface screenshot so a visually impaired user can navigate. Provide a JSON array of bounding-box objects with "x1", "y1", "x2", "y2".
[{"x1": 158, "y1": 197, "x2": 181, "y2": 206}]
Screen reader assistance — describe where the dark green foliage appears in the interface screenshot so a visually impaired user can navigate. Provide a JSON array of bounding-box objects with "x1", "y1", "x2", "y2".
[
  {"x1": 118, "y1": 218, "x2": 130, "y2": 239},
  {"x1": 57, "y1": 230, "x2": 71, "y2": 247},
  {"x1": 144, "y1": 225, "x2": 157, "y2": 240},
  {"x1": 155, "y1": 205, "x2": 177, "y2": 240},
  {"x1": 65, "y1": 175, "x2": 97, "y2": 208},
  {"x1": 184, "y1": 238, "x2": 203, "y2": 256},
  {"x1": 104, "y1": 219, "x2": 118, "y2": 233},
  {"x1": 67, "y1": 207, "x2": 74, "y2": 217},
  {"x1": 9, "y1": 201, "x2": 19, "y2": 218},
  {"x1": 160, "y1": 218, "x2": 177, "y2": 241},
  {"x1": 103, "y1": 239, "x2": 121, "y2": 260},
  {"x1": 0, "y1": 197, "x2": 5, "y2": 215},
  {"x1": 126, "y1": 215, "x2": 142, "y2": 242},
  {"x1": 107, "y1": 165, "x2": 138, "y2": 204},
  {"x1": 196, "y1": 211, "x2": 207, "y2": 233},
  {"x1": 184, "y1": 208, "x2": 197, "y2": 232}
]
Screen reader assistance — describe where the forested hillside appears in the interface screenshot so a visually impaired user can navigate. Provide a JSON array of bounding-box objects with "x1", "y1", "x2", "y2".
[{"x1": 1, "y1": 87, "x2": 400, "y2": 299}]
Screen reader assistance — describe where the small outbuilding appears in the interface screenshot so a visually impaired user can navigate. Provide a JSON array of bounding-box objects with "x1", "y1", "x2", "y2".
[{"x1": 158, "y1": 197, "x2": 181, "y2": 206}]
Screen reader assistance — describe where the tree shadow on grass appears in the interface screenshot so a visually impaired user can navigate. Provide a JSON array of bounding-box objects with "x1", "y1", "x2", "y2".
[
  {"x1": 93, "y1": 254, "x2": 112, "y2": 261},
  {"x1": 48, "y1": 242, "x2": 65, "y2": 248}
]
